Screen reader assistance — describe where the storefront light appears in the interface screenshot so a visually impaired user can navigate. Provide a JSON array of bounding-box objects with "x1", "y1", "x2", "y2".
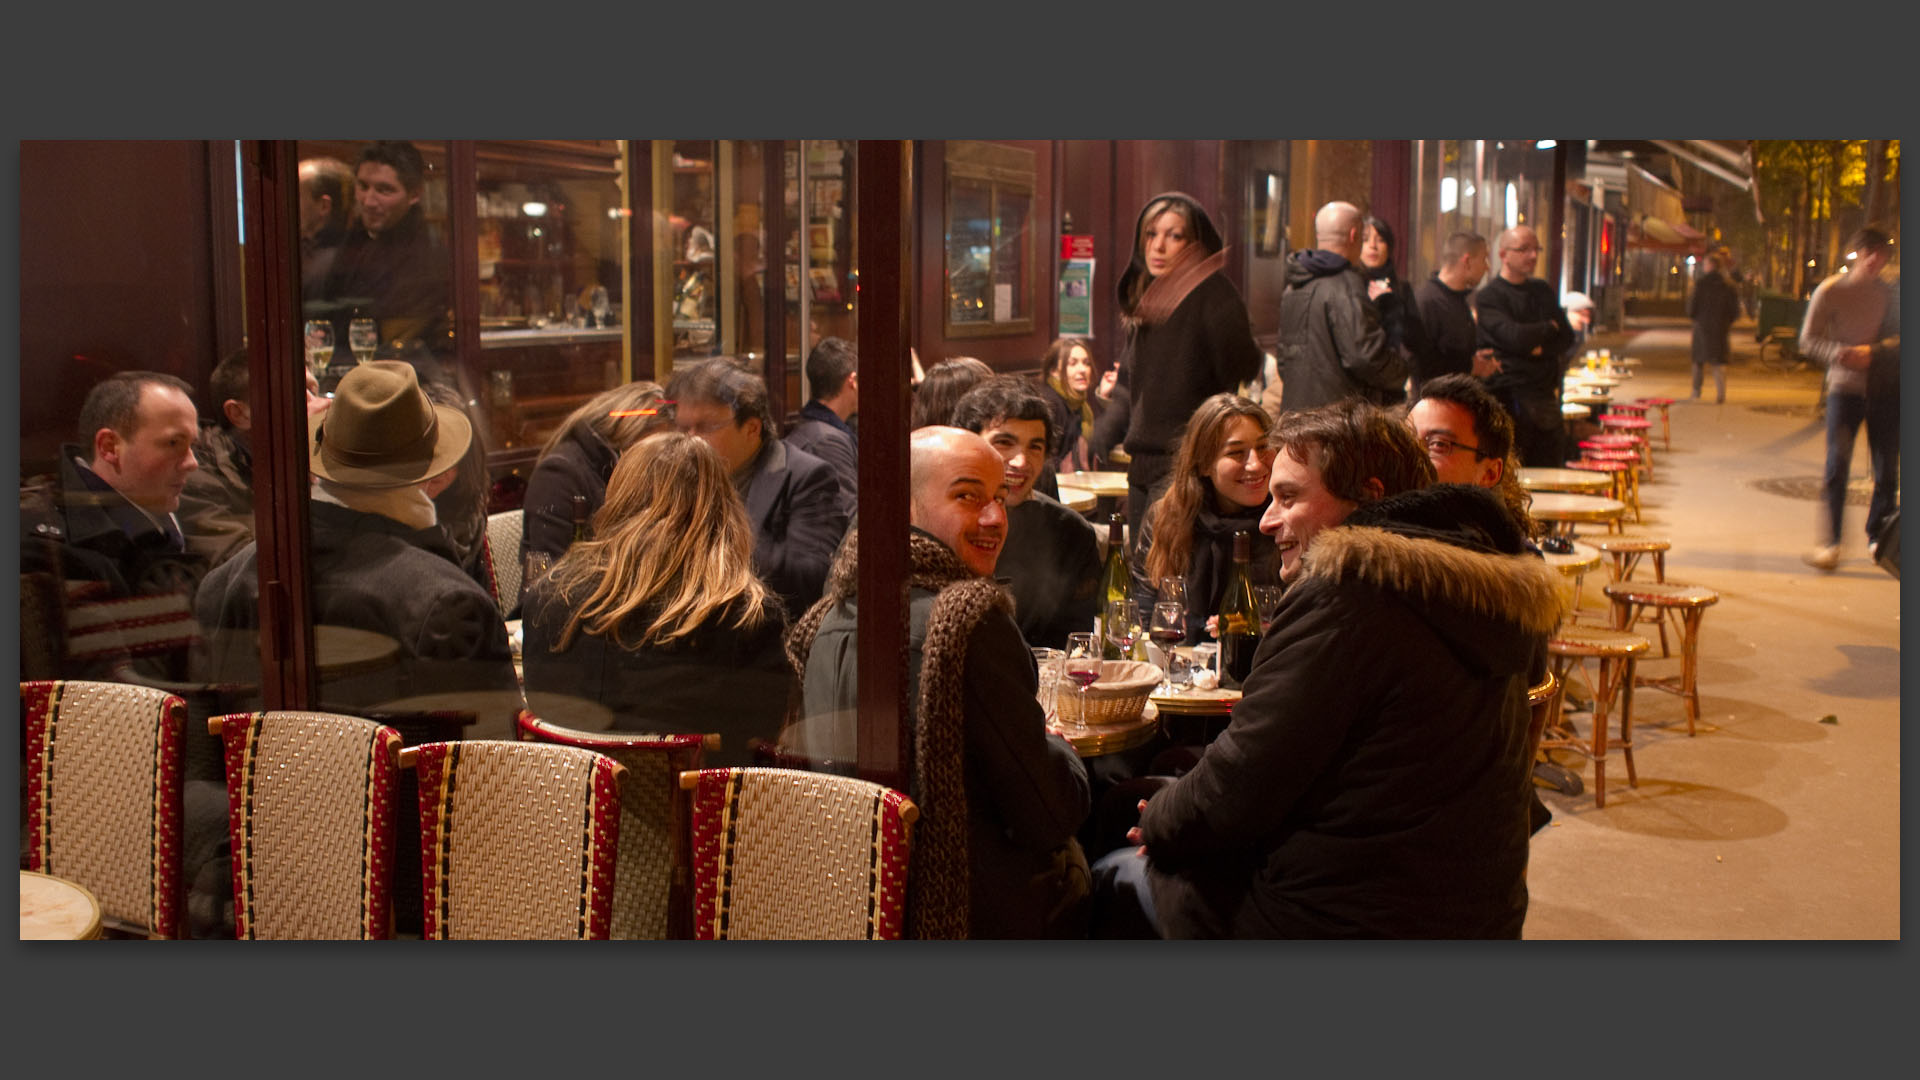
[
  {"x1": 522, "y1": 201, "x2": 548, "y2": 217},
  {"x1": 1504, "y1": 183, "x2": 1517, "y2": 230},
  {"x1": 1536, "y1": 140, "x2": 1557, "y2": 150},
  {"x1": 1440, "y1": 177, "x2": 1458, "y2": 213}
]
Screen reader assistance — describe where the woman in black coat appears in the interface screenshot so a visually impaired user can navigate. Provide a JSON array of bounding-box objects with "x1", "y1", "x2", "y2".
[
  {"x1": 1092, "y1": 192, "x2": 1265, "y2": 551},
  {"x1": 520, "y1": 380, "x2": 670, "y2": 566},
  {"x1": 520, "y1": 432, "x2": 797, "y2": 766},
  {"x1": 1037, "y1": 335, "x2": 1115, "y2": 475},
  {"x1": 1357, "y1": 215, "x2": 1431, "y2": 408}
]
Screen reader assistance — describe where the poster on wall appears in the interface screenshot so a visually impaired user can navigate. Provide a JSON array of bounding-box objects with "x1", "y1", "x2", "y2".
[{"x1": 1058, "y1": 258, "x2": 1094, "y2": 337}]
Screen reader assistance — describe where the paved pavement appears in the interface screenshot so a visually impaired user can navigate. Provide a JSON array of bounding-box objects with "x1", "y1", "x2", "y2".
[{"x1": 1521, "y1": 316, "x2": 1900, "y2": 939}]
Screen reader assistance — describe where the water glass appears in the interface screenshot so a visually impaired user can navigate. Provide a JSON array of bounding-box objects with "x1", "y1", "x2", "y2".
[
  {"x1": 1031, "y1": 647, "x2": 1065, "y2": 723},
  {"x1": 1188, "y1": 642, "x2": 1221, "y2": 690},
  {"x1": 1254, "y1": 585, "x2": 1285, "y2": 632}
]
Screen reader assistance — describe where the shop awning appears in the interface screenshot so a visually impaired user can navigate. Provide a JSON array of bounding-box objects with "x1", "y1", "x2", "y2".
[{"x1": 1630, "y1": 216, "x2": 1708, "y2": 253}]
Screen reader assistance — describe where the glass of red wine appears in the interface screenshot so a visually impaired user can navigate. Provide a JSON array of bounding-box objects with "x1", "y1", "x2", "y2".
[
  {"x1": 1063, "y1": 632, "x2": 1101, "y2": 728},
  {"x1": 1149, "y1": 601, "x2": 1187, "y2": 691}
]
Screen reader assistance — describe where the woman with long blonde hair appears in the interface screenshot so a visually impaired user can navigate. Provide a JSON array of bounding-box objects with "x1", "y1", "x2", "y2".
[
  {"x1": 521, "y1": 432, "x2": 794, "y2": 764},
  {"x1": 1129, "y1": 393, "x2": 1281, "y2": 643},
  {"x1": 521, "y1": 379, "x2": 671, "y2": 564}
]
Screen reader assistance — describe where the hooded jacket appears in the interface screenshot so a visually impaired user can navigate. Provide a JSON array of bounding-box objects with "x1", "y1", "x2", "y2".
[
  {"x1": 1092, "y1": 193, "x2": 1263, "y2": 494},
  {"x1": 1137, "y1": 484, "x2": 1567, "y2": 938},
  {"x1": 1275, "y1": 249, "x2": 1404, "y2": 413}
]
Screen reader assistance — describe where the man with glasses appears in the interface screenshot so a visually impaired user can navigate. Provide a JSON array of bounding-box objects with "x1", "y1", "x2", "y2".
[
  {"x1": 1475, "y1": 225, "x2": 1575, "y2": 468},
  {"x1": 1406, "y1": 373, "x2": 1532, "y2": 538},
  {"x1": 667, "y1": 356, "x2": 849, "y2": 618}
]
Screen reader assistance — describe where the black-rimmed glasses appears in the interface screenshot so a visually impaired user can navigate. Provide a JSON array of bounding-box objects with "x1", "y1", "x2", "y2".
[{"x1": 1422, "y1": 433, "x2": 1486, "y2": 458}]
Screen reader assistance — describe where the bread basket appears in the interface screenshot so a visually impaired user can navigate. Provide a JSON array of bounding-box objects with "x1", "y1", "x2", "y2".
[{"x1": 1056, "y1": 659, "x2": 1162, "y2": 727}]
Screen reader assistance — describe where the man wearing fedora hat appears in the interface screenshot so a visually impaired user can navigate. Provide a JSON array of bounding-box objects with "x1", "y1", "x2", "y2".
[{"x1": 197, "y1": 361, "x2": 520, "y2": 728}]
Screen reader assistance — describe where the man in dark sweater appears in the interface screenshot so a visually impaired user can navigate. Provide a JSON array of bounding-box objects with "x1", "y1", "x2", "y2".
[
  {"x1": 782, "y1": 335, "x2": 859, "y2": 518},
  {"x1": 1274, "y1": 201, "x2": 1404, "y2": 414},
  {"x1": 1475, "y1": 225, "x2": 1574, "y2": 467},
  {"x1": 1411, "y1": 231, "x2": 1499, "y2": 399},
  {"x1": 952, "y1": 377, "x2": 1103, "y2": 650}
]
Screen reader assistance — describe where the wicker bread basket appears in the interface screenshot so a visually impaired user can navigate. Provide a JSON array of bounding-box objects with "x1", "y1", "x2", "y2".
[{"x1": 1056, "y1": 660, "x2": 1162, "y2": 727}]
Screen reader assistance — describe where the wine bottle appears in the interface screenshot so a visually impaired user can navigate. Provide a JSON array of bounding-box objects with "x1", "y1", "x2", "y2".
[
  {"x1": 1216, "y1": 530, "x2": 1261, "y2": 689},
  {"x1": 1102, "y1": 513, "x2": 1129, "y2": 660},
  {"x1": 570, "y1": 495, "x2": 591, "y2": 545}
]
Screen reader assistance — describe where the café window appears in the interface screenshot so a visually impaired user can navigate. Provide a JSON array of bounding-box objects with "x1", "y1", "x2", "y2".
[{"x1": 943, "y1": 140, "x2": 1035, "y2": 338}]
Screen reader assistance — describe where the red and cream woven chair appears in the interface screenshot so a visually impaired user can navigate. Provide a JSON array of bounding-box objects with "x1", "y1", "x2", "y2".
[
  {"x1": 680, "y1": 767, "x2": 917, "y2": 940},
  {"x1": 208, "y1": 711, "x2": 404, "y2": 940},
  {"x1": 401, "y1": 740, "x2": 625, "y2": 940},
  {"x1": 20, "y1": 679, "x2": 186, "y2": 938},
  {"x1": 516, "y1": 710, "x2": 715, "y2": 940}
]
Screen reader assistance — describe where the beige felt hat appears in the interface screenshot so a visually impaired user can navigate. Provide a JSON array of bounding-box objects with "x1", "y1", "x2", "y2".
[{"x1": 309, "y1": 361, "x2": 471, "y2": 488}]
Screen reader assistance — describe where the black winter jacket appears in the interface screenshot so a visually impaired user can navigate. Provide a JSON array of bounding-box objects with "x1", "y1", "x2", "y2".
[
  {"x1": 1276, "y1": 250, "x2": 1405, "y2": 412},
  {"x1": 1138, "y1": 485, "x2": 1566, "y2": 938},
  {"x1": 1413, "y1": 273, "x2": 1481, "y2": 393},
  {"x1": 523, "y1": 422, "x2": 618, "y2": 565},
  {"x1": 1688, "y1": 269, "x2": 1741, "y2": 365},
  {"x1": 521, "y1": 583, "x2": 795, "y2": 767}
]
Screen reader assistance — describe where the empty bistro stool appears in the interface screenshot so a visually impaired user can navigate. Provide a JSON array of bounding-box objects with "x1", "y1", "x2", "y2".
[
  {"x1": 1544, "y1": 625, "x2": 1651, "y2": 808},
  {"x1": 1635, "y1": 397, "x2": 1675, "y2": 450},
  {"x1": 1604, "y1": 581, "x2": 1721, "y2": 737},
  {"x1": 1594, "y1": 535, "x2": 1671, "y2": 584}
]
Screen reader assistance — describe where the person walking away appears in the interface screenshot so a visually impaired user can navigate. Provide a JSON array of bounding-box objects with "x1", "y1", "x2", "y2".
[{"x1": 1688, "y1": 255, "x2": 1741, "y2": 403}]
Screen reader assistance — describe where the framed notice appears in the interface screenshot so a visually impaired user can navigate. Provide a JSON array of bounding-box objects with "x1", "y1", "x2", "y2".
[{"x1": 1058, "y1": 257, "x2": 1094, "y2": 337}]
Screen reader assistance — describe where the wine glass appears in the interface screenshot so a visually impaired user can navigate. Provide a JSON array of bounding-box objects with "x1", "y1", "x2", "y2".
[
  {"x1": 1155, "y1": 577, "x2": 1188, "y2": 609},
  {"x1": 348, "y1": 317, "x2": 379, "y2": 365},
  {"x1": 1253, "y1": 585, "x2": 1285, "y2": 633},
  {"x1": 1149, "y1": 600, "x2": 1187, "y2": 691},
  {"x1": 1063, "y1": 632, "x2": 1100, "y2": 728},
  {"x1": 1105, "y1": 599, "x2": 1140, "y2": 660},
  {"x1": 303, "y1": 320, "x2": 334, "y2": 383}
]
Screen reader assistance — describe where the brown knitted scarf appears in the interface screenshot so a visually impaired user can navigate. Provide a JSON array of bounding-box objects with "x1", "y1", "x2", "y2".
[
  {"x1": 1131, "y1": 246, "x2": 1228, "y2": 327},
  {"x1": 786, "y1": 528, "x2": 1013, "y2": 939}
]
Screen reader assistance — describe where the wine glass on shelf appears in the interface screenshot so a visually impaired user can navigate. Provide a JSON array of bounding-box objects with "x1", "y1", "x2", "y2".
[
  {"x1": 303, "y1": 320, "x2": 334, "y2": 384},
  {"x1": 1149, "y1": 601, "x2": 1187, "y2": 692},
  {"x1": 348, "y1": 317, "x2": 379, "y2": 365},
  {"x1": 1063, "y1": 632, "x2": 1100, "y2": 728}
]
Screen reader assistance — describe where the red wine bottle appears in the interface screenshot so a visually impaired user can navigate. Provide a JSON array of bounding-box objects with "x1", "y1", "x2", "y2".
[{"x1": 1217, "y1": 531, "x2": 1261, "y2": 689}]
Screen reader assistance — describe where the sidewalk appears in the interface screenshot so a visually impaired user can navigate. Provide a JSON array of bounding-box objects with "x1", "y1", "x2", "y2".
[{"x1": 1521, "y1": 316, "x2": 1900, "y2": 939}]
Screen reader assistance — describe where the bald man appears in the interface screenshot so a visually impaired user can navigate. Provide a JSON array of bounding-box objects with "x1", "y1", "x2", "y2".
[
  {"x1": 1475, "y1": 225, "x2": 1574, "y2": 467},
  {"x1": 788, "y1": 426, "x2": 1092, "y2": 938},
  {"x1": 1275, "y1": 201, "x2": 1405, "y2": 414}
]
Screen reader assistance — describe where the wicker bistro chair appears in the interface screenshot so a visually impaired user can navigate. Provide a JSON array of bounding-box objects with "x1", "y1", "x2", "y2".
[
  {"x1": 208, "y1": 711, "x2": 405, "y2": 940},
  {"x1": 20, "y1": 680, "x2": 187, "y2": 938},
  {"x1": 516, "y1": 711, "x2": 716, "y2": 940},
  {"x1": 679, "y1": 767, "x2": 918, "y2": 940},
  {"x1": 482, "y1": 508, "x2": 526, "y2": 618},
  {"x1": 400, "y1": 740, "x2": 625, "y2": 940}
]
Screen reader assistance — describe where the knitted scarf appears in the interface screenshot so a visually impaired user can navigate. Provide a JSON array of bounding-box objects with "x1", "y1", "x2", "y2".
[
  {"x1": 1047, "y1": 372, "x2": 1095, "y2": 447},
  {"x1": 1131, "y1": 246, "x2": 1228, "y2": 327},
  {"x1": 786, "y1": 528, "x2": 1012, "y2": 939}
]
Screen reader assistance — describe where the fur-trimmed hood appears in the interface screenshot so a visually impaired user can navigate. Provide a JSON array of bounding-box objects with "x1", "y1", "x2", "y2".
[{"x1": 1298, "y1": 487, "x2": 1570, "y2": 678}]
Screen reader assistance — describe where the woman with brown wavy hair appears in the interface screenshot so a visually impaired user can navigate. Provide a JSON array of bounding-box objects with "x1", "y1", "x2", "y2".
[
  {"x1": 1128, "y1": 393, "x2": 1281, "y2": 643},
  {"x1": 521, "y1": 432, "x2": 795, "y2": 764}
]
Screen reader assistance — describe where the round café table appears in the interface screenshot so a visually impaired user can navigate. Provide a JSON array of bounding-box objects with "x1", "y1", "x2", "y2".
[
  {"x1": 1063, "y1": 470, "x2": 1129, "y2": 498},
  {"x1": 1529, "y1": 492, "x2": 1626, "y2": 537},
  {"x1": 315, "y1": 625, "x2": 403, "y2": 679},
  {"x1": 1048, "y1": 702, "x2": 1161, "y2": 758},
  {"x1": 1055, "y1": 485, "x2": 1097, "y2": 513},
  {"x1": 1149, "y1": 685, "x2": 1240, "y2": 746},
  {"x1": 1520, "y1": 467, "x2": 1613, "y2": 495},
  {"x1": 21, "y1": 870, "x2": 102, "y2": 940},
  {"x1": 1561, "y1": 403, "x2": 1592, "y2": 421}
]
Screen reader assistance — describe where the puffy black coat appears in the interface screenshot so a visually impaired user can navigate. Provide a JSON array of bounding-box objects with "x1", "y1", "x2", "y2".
[{"x1": 1138, "y1": 485, "x2": 1567, "y2": 938}]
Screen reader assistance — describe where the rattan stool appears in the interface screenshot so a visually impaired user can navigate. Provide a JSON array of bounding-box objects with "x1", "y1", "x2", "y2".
[
  {"x1": 1572, "y1": 454, "x2": 1641, "y2": 521},
  {"x1": 1594, "y1": 535, "x2": 1670, "y2": 583},
  {"x1": 1635, "y1": 397, "x2": 1674, "y2": 450},
  {"x1": 1596, "y1": 417, "x2": 1654, "y2": 477},
  {"x1": 1604, "y1": 581, "x2": 1720, "y2": 736},
  {"x1": 1544, "y1": 626, "x2": 1651, "y2": 808}
]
